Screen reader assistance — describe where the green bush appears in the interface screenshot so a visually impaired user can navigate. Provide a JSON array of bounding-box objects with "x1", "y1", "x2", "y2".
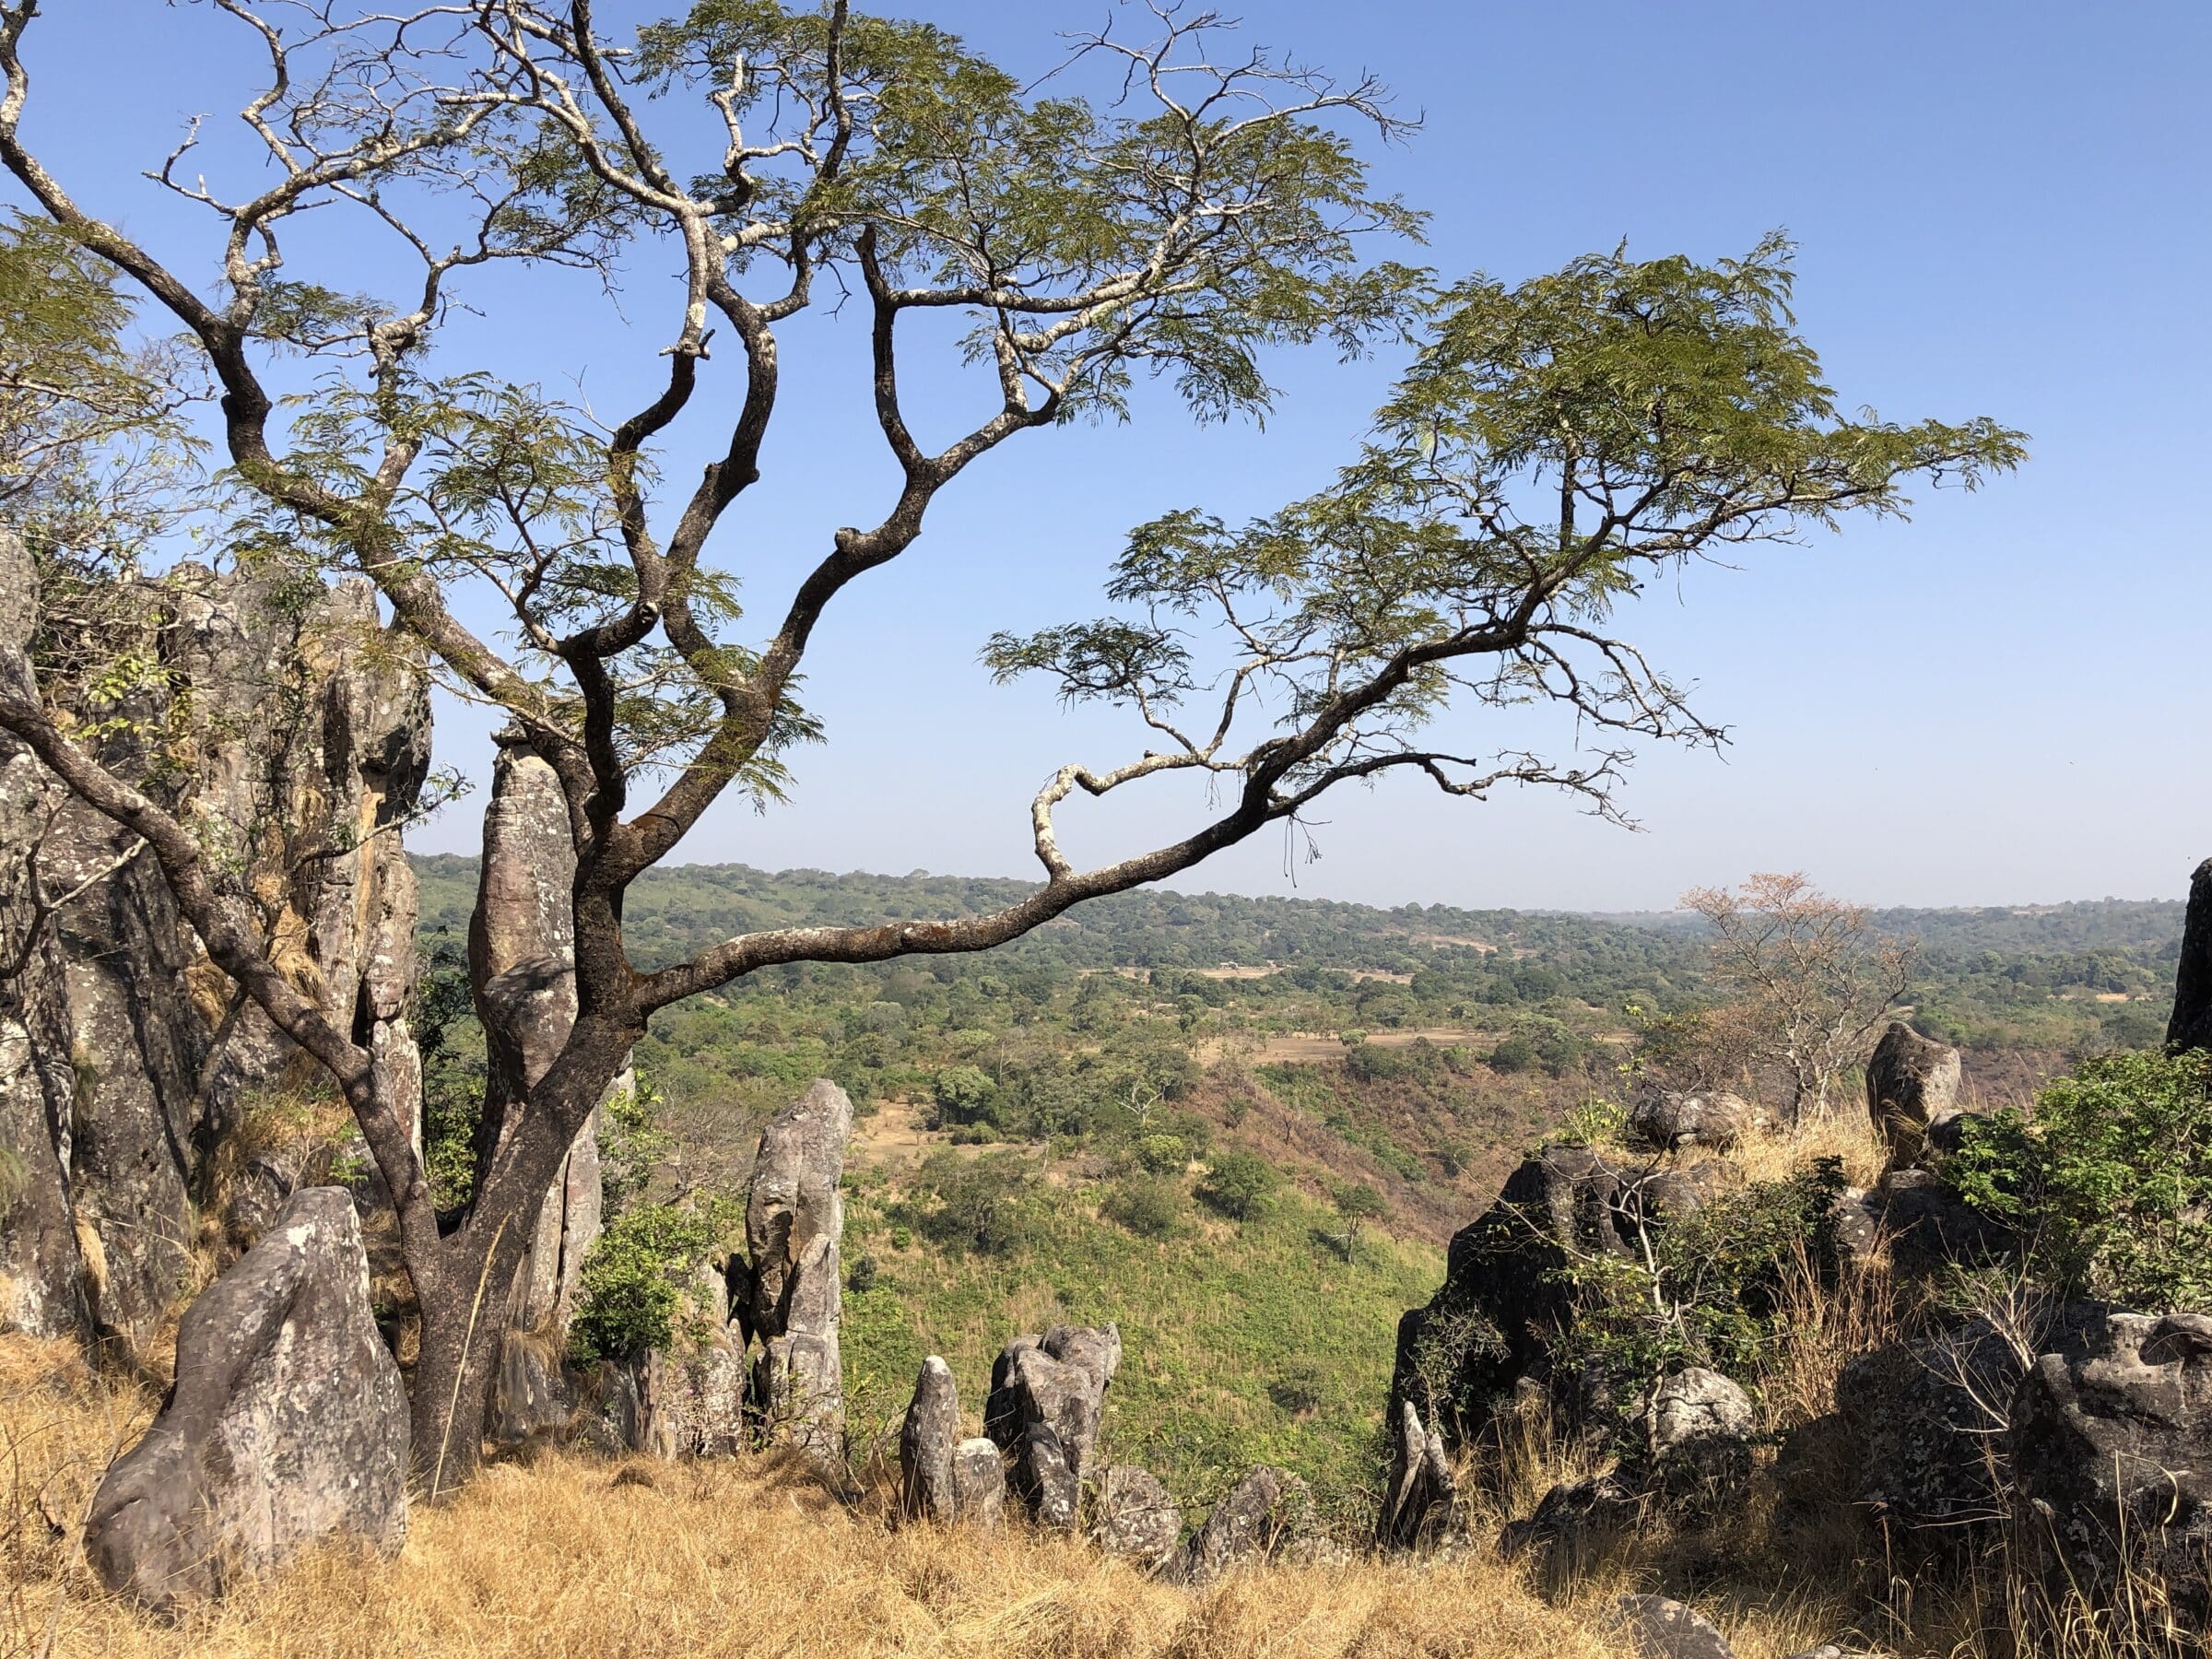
[
  {"x1": 1101, "y1": 1173, "x2": 1188, "y2": 1238},
  {"x1": 1947, "y1": 1048, "x2": 2212, "y2": 1312},
  {"x1": 908, "y1": 1149, "x2": 1042, "y2": 1255},
  {"x1": 1196, "y1": 1148, "x2": 1277, "y2": 1219},
  {"x1": 1133, "y1": 1133, "x2": 1189, "y2": 1175},
  {"x1": 570, "y1": 1199, "x2": 737, "y2": 1364}
]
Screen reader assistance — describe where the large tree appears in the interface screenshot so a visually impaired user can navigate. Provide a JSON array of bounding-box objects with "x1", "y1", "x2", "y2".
[{"x1": 0, "y1": 0, "x2": 2021, "y2": 1490}]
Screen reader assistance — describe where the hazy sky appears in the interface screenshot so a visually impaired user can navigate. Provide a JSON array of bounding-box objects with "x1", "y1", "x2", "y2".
[{"x1": 10, "y1": 2, "x2": 2208, "y2": 912}]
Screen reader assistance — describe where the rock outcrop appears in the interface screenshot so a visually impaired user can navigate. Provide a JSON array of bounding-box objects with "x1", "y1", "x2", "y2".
[
  {"x1": 0, "y1": 559, "x2": 430, "y2": 1359},
  {"x1": 900, "y1": 1356, "x2": 962, "y2": 1523},
  {"x1": 1498, "y1": 1473, "x2": 1641, "y2": 1575},
  {"x1": 82, "y1": 1188, "x2": 407, "y2": 1612},
  {"x1": 2009, "y1": 1310, "x2": 2212, "y2": 1633},
  {"x1": 949, "y1": 1438, "x2": 1007, "y2": 1529},
  {"x1": 2172, "y1": 857, "x2": 2212, "y2": 1053},
  {"x1": 1602, "y1": 1594, "x2": 1739, "y2": 1659},
  {"x1": 1637, "y1": 1366, "x2": 1755, "y2": 1501},
  {"x1": 747, "y1": 1077, "x2": 853, "y2": 1457},
  {"x1": 1377, "y1": 1398, "x2": 1455, "y2": 1549},
  {"x1": 1171, "y1": 1466, "x2": 1310, "y2": 1585},
  {"x1": 984, "y1": 1323, "x2": 1122, "y2": 1525},
  {"x1": 1091, "y1": 1465, "x2": 1182, "y2": 1568},
  {"x1": 1865, "y1": 1022, "x2": 1962, "y2": 1165},
  {"x1": 1628, "y1": 1088, "x2": 1755, "y2": 1153}
]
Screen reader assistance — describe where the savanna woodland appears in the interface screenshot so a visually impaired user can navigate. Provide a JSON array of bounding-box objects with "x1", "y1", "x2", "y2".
[{"x1": 0, "y1": 4, "x2": 2206, "y2": 1658}]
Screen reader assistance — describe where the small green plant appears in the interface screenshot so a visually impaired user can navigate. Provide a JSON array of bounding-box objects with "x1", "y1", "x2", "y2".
[
  {"x1": 570, "y1": 1198, "x2": 739, "y2": 1365},
  {"x1": 1195, "y1": 1148, "x2": 1278, "y2": 1220},
  {"x1": 1947, "y1": 1048, "x2": 2212, "y2": 1312},
  {"x1": 1555, "y1": 1095, "x2": 1626, "y2": 1148},
  {"x1": 1100, "y1": 1173, "x2": 1187, "y2": 1239}
]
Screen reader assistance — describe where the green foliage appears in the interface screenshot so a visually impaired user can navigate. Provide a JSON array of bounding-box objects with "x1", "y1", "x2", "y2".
[
  {"x1": 929, "y1": 1064, "x2": 996, "y2": 1127},
  {"x1": 1132, "y1": 1134, "x2": 1190, "y2": 1176},
  {"x1": 901, "y1": 1149, "x2": 1043, "y2": 1256},
  {"x1": 1100, "y1": 1173, "x2": 1189, "y2": 1239},
  {"x1": 570, "y1": 1198, "x2": 740, "y2": 1364},
  {"x1": 1947, "y1": 1049, "x2": 2212, "y2": 1312},
  {"x1": 1196, "y1": 1149, "x2": 1278, "y2": 1220},
  {"x1": 416, "y1": 940, "x2": 485, "y2": 1213}
]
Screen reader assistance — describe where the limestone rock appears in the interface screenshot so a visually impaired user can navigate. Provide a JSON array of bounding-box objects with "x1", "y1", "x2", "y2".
[
  {"x1": 1865, "y1": 1022, "x2": 1962, "y2": 1164},
  {"x1": 1021, "y1": 1423, "x2": 1078, "y2": 1527},
  {"x1": 900, "y1": 1356, "x2": 961, "y2": 1523},
  {"x1": 747, "y1": 1078, "x2": 853, "y2": 1456},
  {"x1": 1171, "y1": 1466, "x2": 1311, "y2": 1585},
  {"x1": 1378, "y1": 1398, "x2": 1455, "y2": 1549},
  {"x1": 2008, "y1": 1310, "x2": 2212, "y2": 1633},
  {"x1": 949, "y1": 1438, "x2": 1006, "y2": 1530},
  {"x1": 1629, "y1": 1088, "x2": 1755, "y2": 1153},
  {"x1": 2171, "y1": 857, "x2": 2212, "y2": 1052},
  {"x1": 1602, "y1": 1594, "x2": 1738, "y2": 1659},
  {"x1": 1091, "y1": 1465, "x2": 1182, "y2": 1568},
  {"x1": 82, "y1": 1188, "x2": 406, "y2": 1612}
]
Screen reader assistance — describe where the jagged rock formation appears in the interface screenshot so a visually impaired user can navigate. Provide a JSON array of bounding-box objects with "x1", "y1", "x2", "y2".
[
  {"x1": 82, "y1": 1188, "x2": 407, "y2": 1612},
  {"x1": 1864, "y1": 1021, "x2": 1962, "y2": 1165},
  {"x1": 949, "y1": 1438, "x2": 1007, "y2": 1528},
  {"x1": 2172, "y1": 857, "x2": 2212, "y2": 1052},
  {"x1": 474, "y1": 735, "x2": 606, "y2": 1446},
  {"x1": 2009, "y1": 1310, "x2": 2212, "y2": 1633},
  {"x1": 1377, "y1": 1398, "x2": 1454, "y2": 1549},
  {"x1": 900, "y1": 1355, "x2": 962, "y2": 1523},
  {"x1": 1171, "y1": 1466, "x2": 1311, "y2": 1585},
  {"x1": 747, "y1": 1077, "x2": 853, "y2": 1457},
  {"x1": 1091, "y1": 1465, "x2": 1182, "y2": 1567},
  {"x1": 0, "y1": 553, "x2": 429, "y2": 1358},
  {"x1": 984, "y1": 1323, "x2": 1122, "y2": 1525}
]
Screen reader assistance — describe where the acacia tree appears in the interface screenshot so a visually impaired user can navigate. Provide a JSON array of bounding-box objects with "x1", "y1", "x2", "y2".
[
  {"x1": 0, "y1": 0, "x2": 2019, "y2": 1491},
  {"x1": 1683, "y1": 872, "x2": 1918, "y2": 1120}
]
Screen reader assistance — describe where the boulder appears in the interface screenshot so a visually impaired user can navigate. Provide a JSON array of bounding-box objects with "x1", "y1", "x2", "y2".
[
  {"x1": 1020, "y1": 1423, "x2": 1079, "y2": 1528},
  {"x1": 1865, "y1": 1022, "x2": 1962, "y2": 1164},
  {"x1": 2008, "y1": 1310, "x2": 2212, "y2": 1633},
  {"x1": 1091, "y1": 1465, "x2": 1182, "y2": 1568},
  {"x1": 2171, "y1": 857, "x2": 2212, "y2": 1053},
  {"x1": 1638, "y1": 1367, "x2": 1755, "y2": 1502},
  {"x1": 1171, "y1": 1466, "x2": 1311, "y2": 1586},
  {"x1": 1874, "y1": 1168, "x2": 2010, "y2": 1276},
  {"x1": 1602, "y1": 1594, "x2": 1738, "y2": 1659},
  {"x1": 949, "y1": 1437, "x2": 1007, "y2": 1530},
  {"x1": 1377, "y1": 1398, "x2": 1455, "y2": 1549},
  {"x1": 643, "y1": 1270, "x2": 749, "y2": 1460},
  {"x1": 747, "y1": 1077, "x2": 853, "y2": 1457},
  {"x1": 984, "y1": 1323, "x2": 1122, "y2": 1524},
  {"x1": 1628, "y1": 1088, "x2": 1756, "y2": 1153},
  {"x1": 82, "y1": 1188, "x2": 407, "y2": 1612},
  {"x1": 900, "y1": 1356, "x2": 961, "y2": 1523},
  {"x1": 1497, "y1": 1473, "x2": 1641, "y2": 1578}
]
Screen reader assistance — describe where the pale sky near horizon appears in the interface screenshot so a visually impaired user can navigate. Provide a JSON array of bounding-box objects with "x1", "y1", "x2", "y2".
[{"x1": 8, "y1": 1, "x2": 2207, "y2": 912}]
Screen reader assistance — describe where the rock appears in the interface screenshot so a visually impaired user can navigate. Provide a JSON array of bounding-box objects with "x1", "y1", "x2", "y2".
[
  {"x1": 949, "y1": 1438, "x2": 1006, "y2": 1529},
  {"x1": 1602, "y1": 1594, "x2": 1738, "y2": 1659},
  {"x1": 82, "y1": 1188, "x2": 407, "y2": 1611},
  {"x1": 1837, "y1": 1301, "x2": 2100, "y2": 1547},
  {"x1": 747, "y1": 1077, "x2": 853, "y2": 1457},
  {"x1": 1497, "y1": 1474, "x2": 1641, "y2": 1577},
  {"x1": 2171, "y1": 857, "x2": 2212, "y2": 1052},
  {"x1": 1638, "y1": 1367, "x2": 1755, "y2": 1502},
  {"x1": 984, "y1": 1323, "x2": 1121, "y2": 1523},
  {"x1": 1091, "y1": 1465, "x2": 1182, "y2": 1568},
  {"x1": 1378, "y1": 1398, "x2": 1455, "y2": 1549},
  {"x1": 1874, "y1": 1168, "x2": 2009, "y2": 1276},
  {"x1": 2008, "y1": 1310, "x2": 2212, "y2": 1633},
  {"x1": 1865, "y1": 1022, "x2": 1962, "y2": 1164},
  {"x1": 1171, "y1": 1466, "x2": 1311, "y2": 1586},
  {"x1": 642, "y1": 1264, "x2": 749, "y2": 1460},
  {"x1": 900, "y1": 1356, "x2": 961, "y2": 1523},
  {"x1": 1628, "y1": 1088, "x2": 1755, "y2": 1153}
]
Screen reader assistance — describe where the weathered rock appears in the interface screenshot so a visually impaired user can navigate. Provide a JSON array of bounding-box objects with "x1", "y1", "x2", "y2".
[
  {"x1": 1496, "y1": 1473, "x2": 1641, "y2": 1574},
  {"x1": 949, "y1": 1437, "x2": 1007, "y2": 1529},
  {"x1": 2171, "y1": 857, "x2": 2212, "y2": 1053},
  {"x1": 1171, "y1": 1466, "x2": 1311, "y2": 1585},
  {"x1": 984, "y1": 1323, "x2": 1122, "y2": 1523},
  {"x1": 82, "y1": 1188, "x2": 407, "y2": 1612},
  {"x1": 747, "y1": 1077, "x2": 853, "y2": 1456},
  {"x1": 2009, "y1": 1310, "x2": 2212, "y2": 1633},
  {"x1": 1837, "y1": 1302, "x2": 2100, "y2": 1547},
  {"x1": 1865, "y1": 1022, "x2": 1962, "y2": 1164},
  {"x1": 1629, "y1": 1088, "x2": 1756, "y2": 1153},
  {"x1": 1378, "y1": 1398, "x2": 1456, "y2": 1548},
  {"x1": 900, "y1": 1356, "x2": 961, "y2": 1523},
  {"x1": 1874, "y1": 1168, "x2": 2009, "y2": 1276},
  {"x1": 1091, "y1": 1465, "x2": 1182, "y2": 1568},
  {"x1": 1638, "y1": 1367, "x2": 1755, "y2": 1501},
  {"x1": 1602, "y1": 1594, "x2": 1738, "y2": 1659},
  {"x1": 641, "y1": 1264, "x2": 748, "y2": 1458},
  {"x1": 1021, "y1": 1422, "x2": 1079, "y2": 1527}
]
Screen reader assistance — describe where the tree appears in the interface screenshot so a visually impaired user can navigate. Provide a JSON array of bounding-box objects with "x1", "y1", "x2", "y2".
[
  {"x1": 1682, "y1": 872, "x2": 1917, "y2": 1120},
  {"x1": 1331, "y1": 1181, "x2": 1387, "y2": 1258},
  {"x1": 0, "y1": 1, "x2": 2018, "y2": 1491},
  {"x1": 1196, "y1": 1147, "x2": 1277, "y2": 1220}
]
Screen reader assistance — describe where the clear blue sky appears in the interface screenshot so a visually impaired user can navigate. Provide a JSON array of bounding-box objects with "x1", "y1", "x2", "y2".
[{"x1": 9, "y1": 2, "x2": 2207, "y2": 911}]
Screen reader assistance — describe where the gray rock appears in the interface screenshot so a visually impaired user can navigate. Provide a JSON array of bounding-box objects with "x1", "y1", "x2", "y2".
[
  {"x1": 1629, "y1": 1088, "x2": 1756, "y2": 1153},
  {"x1": 949, "y1": 1437, "x2": 1006, "y2": 1530},
  {"x1": 1171, "y1": 1466, "x2": 1311, "y2": 1585},
  {"x1": 643, "y1": 1264, "x2": 748, "y2": 1459},
  {"x1": 1639, "y1": 1366, "x2": 1755, "y2": 1503},
  {"x1": 984, "y1": 1322, "x2": 1122, "y2": 1523},
  {"x1": 1874, "y1": 1168, "x2": 2010, "y2": 1276},
  {"x1": 1091, "y1": 1465, "x2": 1182, "y2": 1568},
  {"x1": 2009, "y1": 1310, "x2": 2212, "y2": 1633},
  {"x1": 82, "y1": 1188, "x2": 407, "y2": 1612},
  {"x1": 1496, "y1": 1474, "x2": 1641, "y2": 1575},
  {"x1": 1021, "y1": 1422, "x2": 1079, "y2": 1528},
  {"x1": 1602, "y1": 1594, "x2": 1738, "y2": 1659},
  {"x1": 2171, "y1": 856, "x2": 2212, "y2": 1052},
  {"x1": 747, "y1": 1077, "x2": 853, "y2": 1456},
  {"x1": 1377, "y1": 1398, "x2": 1455, "y2": 1549},
  {"x1": 900, "y1": 1356, "x2": 961, "y2": 1523},
  {"x1": 1865, "y1": 1022, "x2": 1962, "y2": 1164}
]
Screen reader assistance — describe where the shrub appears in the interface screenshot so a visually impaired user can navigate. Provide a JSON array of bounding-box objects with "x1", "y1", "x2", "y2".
[
  {"x1": 570, "y1": 1199, "x2": 737, "y2": 1364},
  {"x1": 1133, "y1": 1133, "x2": 1189, "y2": 1175},
  {"x1": 930, "y1": 1064, "x2": 997, "y2": 1127},
  {"x1": 845, "y1": 1253, "x2": 879, "y2": 1294},
  {"x1": 910, "y1": 1149, "x2": 1041, "y2": 1255},
  {"x1": 1100, "y1": 1173, "x2": 1187, "y2": 1239},
  {"x1": 1947, "y1": 1048, "x2": 2212, "y2": 1312},
  {"x1": 1196, "y1": 1148, "x2": 1277, "y2": 1219}
]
